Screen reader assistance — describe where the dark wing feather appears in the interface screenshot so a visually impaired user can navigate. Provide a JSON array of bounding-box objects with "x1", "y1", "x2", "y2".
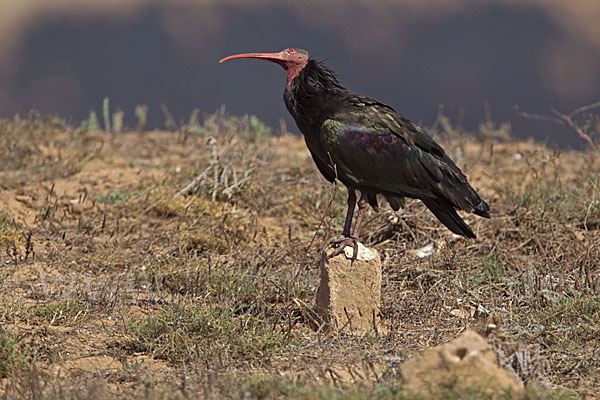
[
  {"x1": 421, "y1": 198, "x2": 476, "y2": 238},
  {"x1": 321, "y1": 119, "x2": 436, "y2": 198},
  {"x1": 319, "y1": 104, "x2": 489, "y2": 234},
  {"x1": 306, "y1": 145, "x2": 336, "y2": 183}
]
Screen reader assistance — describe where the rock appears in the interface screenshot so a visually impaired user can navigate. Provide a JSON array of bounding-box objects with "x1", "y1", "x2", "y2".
[
  {"x1": 400, "y1": 330, "x2": 525, "y2": 397},
  {"x1": 315, "y1": 242, "x2": 381, "y2": 334}
]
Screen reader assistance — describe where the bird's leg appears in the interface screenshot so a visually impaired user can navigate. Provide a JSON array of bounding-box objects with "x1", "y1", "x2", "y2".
[
  {"x1": 329, "y1": 189, "x2": 356, "y2": 246},
  {"x1": 351, "y1": 192, "x2": 368, "y2": 241},
  {"x1": 329, "y1": 190, "x2": 367, "y2": 259},
  {"x1": 341, "y1": 189, "x2": 357, "y2": 237}
]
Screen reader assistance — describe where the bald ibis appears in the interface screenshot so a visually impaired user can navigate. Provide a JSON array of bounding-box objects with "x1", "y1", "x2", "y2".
[{"x1": 220, "y1": 48, "x2": 489, "y2": 256}]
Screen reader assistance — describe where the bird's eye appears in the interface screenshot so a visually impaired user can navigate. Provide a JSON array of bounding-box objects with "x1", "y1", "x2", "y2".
[{"x1": 289, "y1": 48, "x2": 296, "y2": 54}]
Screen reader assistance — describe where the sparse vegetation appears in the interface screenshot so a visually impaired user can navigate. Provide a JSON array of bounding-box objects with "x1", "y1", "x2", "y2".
[
  {"x1": 103, "y1": 97, "x2": 111, "y2": 133},
  {"x1": 0, "y1": 212, "x2": 21, "y2": 248},
  {"x1": 113, "y1": 107, "x2": 124, "y2": 135},
  {"x1": 80, "y1": 110, "x2": 100, "y2": 132},
  {"x1": 18, "y1": 298, "x2": 91, "y2": 327},
  {"x1": 0, "y1": 111, "x2": 597, "y2": 398},
  {"x1": 135, "y1": 104, "x2": 149, "y2": 131},
  {"x1": 126, "y1": 303, "x2": 286, "y2": 364},
  {"x1": 0, "y1": 335, "x2": 20, "y2": 379},
  {"x1": 94, "y1": 189, "x2": 139, "y2": 204}
]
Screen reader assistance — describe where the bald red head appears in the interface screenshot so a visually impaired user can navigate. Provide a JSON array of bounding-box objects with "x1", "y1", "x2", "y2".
[{"x1": 220, "y1": 48, "x2": 309, "y2": 88}]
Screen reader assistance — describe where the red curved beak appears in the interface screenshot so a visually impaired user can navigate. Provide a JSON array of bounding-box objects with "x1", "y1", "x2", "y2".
[{"x1": 219, "y1": 52, "x2": 284, "y2": 64}]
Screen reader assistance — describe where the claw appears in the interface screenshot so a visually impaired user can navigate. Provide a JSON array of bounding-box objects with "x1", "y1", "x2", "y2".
[{"x1": 328, "y1": 235, "x2": 359, "y2": 260}]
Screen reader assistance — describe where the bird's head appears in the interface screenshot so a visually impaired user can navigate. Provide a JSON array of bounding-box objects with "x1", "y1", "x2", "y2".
[{"x1": 220, "y1": 48, "x2": 309, "y2": 88}]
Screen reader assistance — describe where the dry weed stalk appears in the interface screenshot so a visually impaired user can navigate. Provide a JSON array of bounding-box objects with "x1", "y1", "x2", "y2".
[
  {"x1": 515, "y1": 100, "x2": 600, "y2": 151},
  {"x1": 175, "y1": 136, "x2": 253, "y2": 199}
]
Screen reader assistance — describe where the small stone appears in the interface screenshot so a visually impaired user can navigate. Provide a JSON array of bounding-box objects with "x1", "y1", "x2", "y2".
[
  {"x1": 315, "y1": 243, "x2": 381, "y2": 334},
  {"x1": 343, "y1": 241, "x2": 377, "y2": 261}
]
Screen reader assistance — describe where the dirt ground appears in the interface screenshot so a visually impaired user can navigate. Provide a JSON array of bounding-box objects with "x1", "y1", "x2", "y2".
[{"x1": 0, "y1": 114, "x2": 598, "y2": 399}]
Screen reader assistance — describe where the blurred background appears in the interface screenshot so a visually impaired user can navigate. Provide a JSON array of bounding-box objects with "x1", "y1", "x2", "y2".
[{"x1": 1, "y1": 0, "x2": 599, "y2": 147}]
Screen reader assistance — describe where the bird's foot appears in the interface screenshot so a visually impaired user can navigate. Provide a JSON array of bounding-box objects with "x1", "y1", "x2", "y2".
[{"x1": 327, "y1": 235, "x2": 359, "y2": 259}]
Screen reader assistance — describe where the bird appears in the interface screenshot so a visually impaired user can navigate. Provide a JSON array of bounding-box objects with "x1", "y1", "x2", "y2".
[{"x1": 220, "y1": 48, "x2": 490, "y2": 257}]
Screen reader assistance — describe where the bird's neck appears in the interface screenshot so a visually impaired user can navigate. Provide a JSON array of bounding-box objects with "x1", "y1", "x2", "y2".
[
  {"x1": 285, "y1": 61, "x2": 307, "y2": 89},
  {"x1": 284, "y1": 60, "x2": 345, "y2": 133}
]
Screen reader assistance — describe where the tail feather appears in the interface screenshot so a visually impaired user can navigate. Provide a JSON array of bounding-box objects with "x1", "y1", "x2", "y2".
[
  {"x1": 422, "y1": 198, "x2": 476, "y2": 238},
  {"x1": 473, "y1": 200, "x2": 491, "y2": 218},
  {"x1": 385, "y1": 195, "x2": 405, "y2": 211}
]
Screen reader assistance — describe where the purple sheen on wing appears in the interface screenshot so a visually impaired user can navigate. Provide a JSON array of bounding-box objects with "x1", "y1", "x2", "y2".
[{"x1": 339, "y1": 126, "x2": 406, "y2": 158}]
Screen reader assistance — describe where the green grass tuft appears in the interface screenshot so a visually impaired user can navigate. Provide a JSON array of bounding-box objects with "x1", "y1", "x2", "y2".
[{"x1": 126, "y1": 304, "x2": 287, "y2": 364}]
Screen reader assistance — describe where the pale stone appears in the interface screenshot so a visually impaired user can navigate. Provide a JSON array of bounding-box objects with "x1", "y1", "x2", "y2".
[
  {"x1": 343, "y1": 241, "x2": 378, "y2": 262},
  {"x1": 315, "y1": 243, "x2": 381, "y2": 334},
  {"x1": 400, "y1": 330, "x2": 525, "y2": 397}
]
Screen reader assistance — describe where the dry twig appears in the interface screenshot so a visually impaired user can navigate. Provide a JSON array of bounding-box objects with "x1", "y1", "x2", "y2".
[{"x1": 515, "y1": 101, "x2": 600, "y2": 151}]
